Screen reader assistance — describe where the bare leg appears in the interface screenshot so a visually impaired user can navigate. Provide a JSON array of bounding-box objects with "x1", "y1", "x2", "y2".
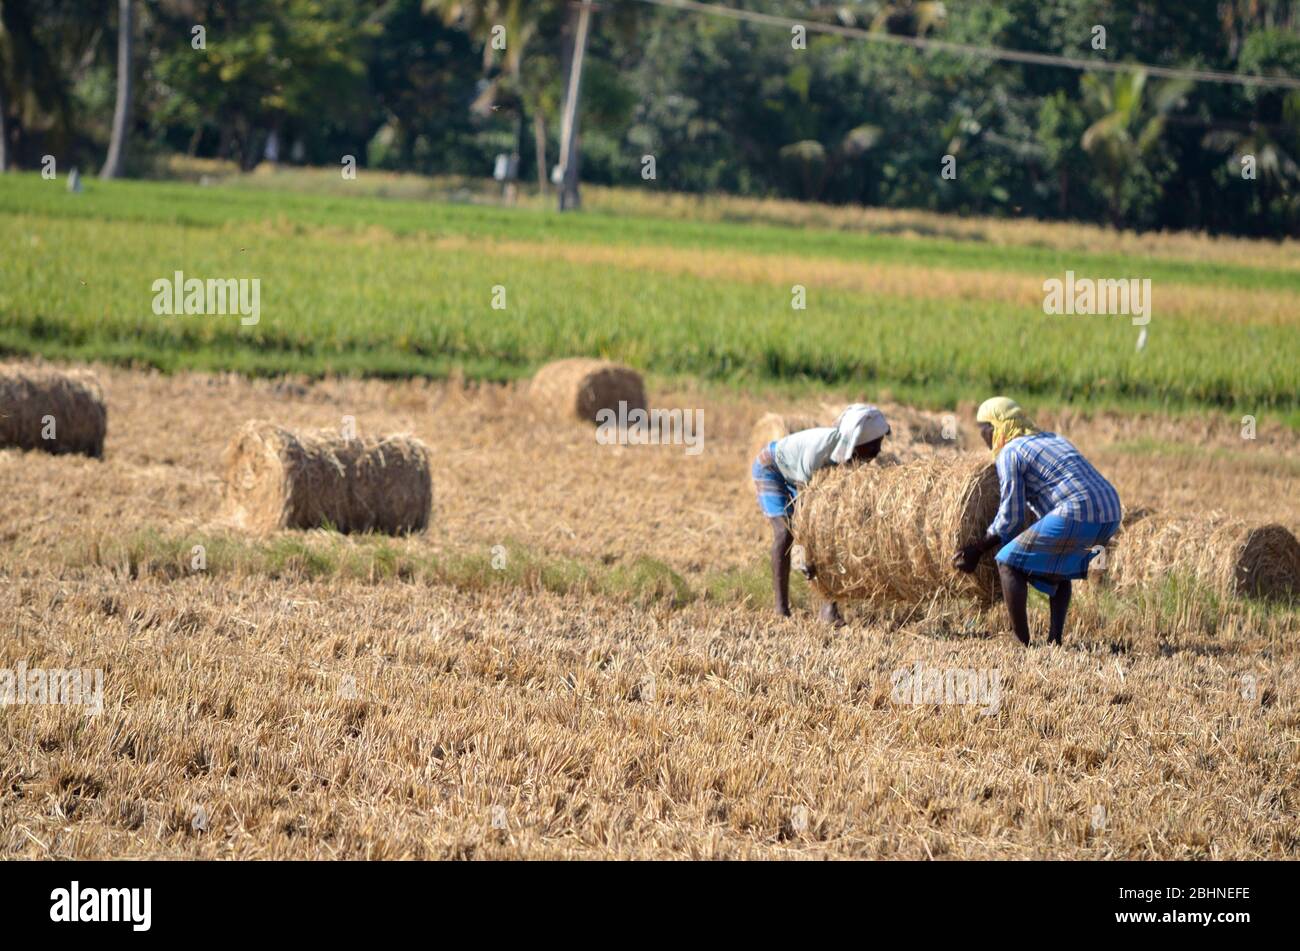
[
  {"x1": 1048, "y1": 579, "x2": 1072, "y2": 645},
  {"x1": 997, "y1": 561, "x2": 1031, "y2": 646},
  {"x1": 819, "y1": 601, "x2": 845, "y2": 627},
  {"x1": 770, "y1": 517, "x2": 792, "y2": 617}
]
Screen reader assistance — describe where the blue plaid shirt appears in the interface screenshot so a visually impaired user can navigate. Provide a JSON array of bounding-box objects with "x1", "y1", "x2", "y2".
[{"x1": 989, "y1": 433, "x2": 1122, "y2": 541}]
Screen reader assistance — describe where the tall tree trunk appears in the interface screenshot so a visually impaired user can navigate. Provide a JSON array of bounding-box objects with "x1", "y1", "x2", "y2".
[
  {"x1": 533, "y1": 110, "x2": 547, "y2": 195},
  {"x1": 100, "y1": 0, "x2": 134, "y2": 179},
  {"x1": 216, "y1": 123, "x2": 232, "y2": 163},
  {"x1": 0, "y1": 78, "x2": 8, "y2": 172}
]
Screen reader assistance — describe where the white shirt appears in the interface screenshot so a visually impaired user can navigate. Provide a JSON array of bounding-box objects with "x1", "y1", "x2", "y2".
[{"x1": 773, "y1": 427, "x2": 839, "y2": 486}]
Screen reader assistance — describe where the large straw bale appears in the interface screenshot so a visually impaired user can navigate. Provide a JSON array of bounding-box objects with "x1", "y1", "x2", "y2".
[
  {"x1": 530, "y1": 358, "x2": 646, "y2": 423},
  {"x1": 0, "y1": 364, "x2": 107, "y2": 457},
  {"x1": 792, "y1": 455, "x2": 1002, "y2": 605},
  {"x1": 222, "y1": 421, "x2": 432, "y2": 534},
  {"x1": 1103, "y1": 514, "x2": 1300, "y2": 600}
]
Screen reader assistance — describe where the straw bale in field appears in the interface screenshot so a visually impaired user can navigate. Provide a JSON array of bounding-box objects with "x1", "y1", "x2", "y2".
[
  {"x1": 1103, "y1": 515, "x2": 1300, "y2": 601},
  {"x1": 222, "y1": 420, "x2": 431, "y2": 534},
  {"x1": 792, "y1": 455, "x2": 1002, "y2": 605},
  {"x1": 530, "y1": 358, "x2": 646, "y2": 423},
  {"x1": 0, "y1": 364, "x2": 107, "y2": 457}
]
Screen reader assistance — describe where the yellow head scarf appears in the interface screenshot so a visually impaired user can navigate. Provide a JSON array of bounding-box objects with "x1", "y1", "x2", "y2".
[{"x1": 976, "y1": 397, "x2": 1039, "y2": 455}]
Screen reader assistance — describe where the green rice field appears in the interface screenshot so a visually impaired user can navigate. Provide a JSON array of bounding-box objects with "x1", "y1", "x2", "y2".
[{"x1": 2, "y1": 171, "x2": 1296, "y2": 422}]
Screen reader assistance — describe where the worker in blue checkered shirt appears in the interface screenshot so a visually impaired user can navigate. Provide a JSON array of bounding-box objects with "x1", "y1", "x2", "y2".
[{"x1": 953, "y1": 397, "x2": 1122, "y2": 646}]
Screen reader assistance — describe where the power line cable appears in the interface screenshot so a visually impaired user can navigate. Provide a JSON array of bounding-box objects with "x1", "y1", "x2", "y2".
[{"x1": 628, "y1": 0, "x2": 1300, "y2": 90}]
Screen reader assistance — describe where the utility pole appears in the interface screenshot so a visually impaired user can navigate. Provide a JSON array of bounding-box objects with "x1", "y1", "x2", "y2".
[{"x1": 556, "y1": 0, "x2": 594, "y2": 211}]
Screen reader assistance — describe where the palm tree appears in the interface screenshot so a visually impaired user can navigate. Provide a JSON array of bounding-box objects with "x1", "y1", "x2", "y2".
[
  {"x1": 100, "y1": 0, "x2": 133, "y2": 178},
  {"x1": 1202, "y1": 111, "x2": 1300, "y2": 185},
  {"x1": 1080, "y1": 71, "x2": 1190, "y2": 227},
  {"x1": 430, "y1": 0, "x2": 549, "y2": 195},
  {"x1": 779, "y1": 125, "x2": 882, "y2": 201}
]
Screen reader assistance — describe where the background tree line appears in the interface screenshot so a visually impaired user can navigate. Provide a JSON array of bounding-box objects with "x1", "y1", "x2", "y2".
[{"x1": 1, "y1": 0, "x2": 1297, "y2": 236}]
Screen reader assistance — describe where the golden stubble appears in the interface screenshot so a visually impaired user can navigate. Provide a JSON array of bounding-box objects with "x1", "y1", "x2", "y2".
[{"x1": 1, "y1": 362, "x2": 1298, "y2": 859}]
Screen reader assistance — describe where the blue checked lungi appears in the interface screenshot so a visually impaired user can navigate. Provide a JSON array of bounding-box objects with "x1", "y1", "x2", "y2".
[
  {"x1": 752, "y1": 440, "x2": 796, "y2": 518},
  {"x1": 996, "y1": 514, "x2": 1120, "y2": 596}
]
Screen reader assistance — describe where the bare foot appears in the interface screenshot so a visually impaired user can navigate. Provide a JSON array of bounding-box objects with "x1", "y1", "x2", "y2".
[{"x1": 819, "y1": 602, "x2": 846, "y2": 628}]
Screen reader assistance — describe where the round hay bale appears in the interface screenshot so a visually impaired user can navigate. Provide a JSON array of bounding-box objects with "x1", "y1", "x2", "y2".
[
  {"x1": 529, "y1": 358, "x2": 646, "y2": 424},
  {"x1": 792, "y1": 455, "x2": 1002, "y2": 605},
  {"x1": 747, "y1": 411, "x2": 824, "y2": 460},
  {"x1": 0, "y1": 364, "x2": 107, "y2": 457},
  {"x1": 221, "y1": 420, "x2": 432, "y2": 535},
  {"x1": 1103, "y1": 515, "x2": 1300, "y2": 600}
]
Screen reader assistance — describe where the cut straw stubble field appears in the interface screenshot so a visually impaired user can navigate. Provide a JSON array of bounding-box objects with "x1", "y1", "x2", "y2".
[
  {"x1": 747, "y1": 411, "x2": 822, "y2": 460},
  {"x1": 1, "y1": 363, "x2": 1298, "y2": 859},
  {"x1": 2, "y1": 576, "x2": 1298, "y2": 859}
]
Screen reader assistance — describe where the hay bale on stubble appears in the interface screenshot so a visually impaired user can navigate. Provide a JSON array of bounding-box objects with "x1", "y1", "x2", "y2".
[
  {"x1": 529, "y1": 358, "x2": 646, "y2": 423},
  {"x1": 792, "y1": 455, "x2": 1002, "y2": 606},
  {"x1": 1103, "y1": 515, "x2": 1300, "y2": 601},
  {"x1": 221, "y1": 421, "x2": 432, "y2": 534},
  {"x1": 0, "y1": 364, "x2": 107, "y2": 457}
]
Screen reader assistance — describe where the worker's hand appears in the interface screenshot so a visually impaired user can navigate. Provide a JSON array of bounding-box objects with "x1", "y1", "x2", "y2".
[{"x1": 952, "y1": 545, "x2": 982, "y2": 574}]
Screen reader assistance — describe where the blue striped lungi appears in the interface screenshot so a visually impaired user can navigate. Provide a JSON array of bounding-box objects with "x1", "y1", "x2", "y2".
[
  {"x1": 751, "y1": 441, "x2": 796, "y2": 518},
  {"x1": 995, "y1": 513, "x2": 1120, "y2": 596}
]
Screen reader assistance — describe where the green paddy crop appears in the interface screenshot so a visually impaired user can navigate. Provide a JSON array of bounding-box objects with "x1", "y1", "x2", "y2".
[{"x1": 1, "y1": 172, "x2": 1296, "y2": 422}]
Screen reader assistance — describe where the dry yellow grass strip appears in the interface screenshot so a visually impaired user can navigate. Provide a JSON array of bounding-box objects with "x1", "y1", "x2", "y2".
[
  {"x1": 579, "y1": 185, "x2": 1300, "y2": 273},
  {"x1": 442, "y1": 236, "x2": 1300, "y2": 328},
  {"x1": 176, "y1": 157, "x2": 1300, "y2": 272}
]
